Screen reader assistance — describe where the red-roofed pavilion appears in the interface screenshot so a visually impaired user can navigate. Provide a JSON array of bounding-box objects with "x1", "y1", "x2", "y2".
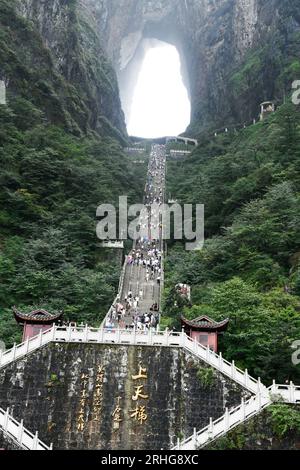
[
  {"x1": 181, "y1": 315, "x2": 229, "y2": 352},
  {"x1": 13, "y1": 307, "x2": 63, "y2": 341}
]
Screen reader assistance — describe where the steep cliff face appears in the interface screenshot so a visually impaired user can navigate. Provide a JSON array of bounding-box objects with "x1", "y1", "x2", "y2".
[
  {"x1": 3, "y1": 1, "x2": 300, "y2": 136},
  {"x1": 78, "y1": 0, "x2": 300, "y2": 134},
  {"x1": 0, "y1": 343, "x2": 251, "y2": 450},
  {"x1": 1, "y1": 0, "x2": 126, "y2": 139}
]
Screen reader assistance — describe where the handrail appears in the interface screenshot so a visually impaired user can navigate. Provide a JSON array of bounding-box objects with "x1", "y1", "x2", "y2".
[
  {"x1": 0, "y1": 407, "x2": 52, "y2": 450},
  {"x1": 0, "y1": 326, "x2": 263, "y2": 394},
  {"x1": 1, "y1": 323, "x2": 298, "y2": 451},
  {"x1": 173, "y1": 382, "x2": 300, "y2": 450},
  {"x1": 101, "y1": 255, "x2": 128, "y2": 327}
]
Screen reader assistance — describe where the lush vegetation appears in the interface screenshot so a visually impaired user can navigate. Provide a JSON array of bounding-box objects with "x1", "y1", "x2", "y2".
[
  {"x1": 0, "y1": 1, "x2": 145, "y2": 347},
  {"x1": 0, "y1": 99, "x2": 144, "y2": 347},
  {"x1": 206, "y1": 404, "x2": 300, "y2": 450},
  {"x1": 164, "y1": 102, "x2": 300, "y2": 384}
]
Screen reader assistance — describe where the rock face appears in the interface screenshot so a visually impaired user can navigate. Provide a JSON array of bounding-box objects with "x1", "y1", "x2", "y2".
[
  {"x1": 0, "y1": 430, "x2": 21, "y2": 450},
  {"x1": 7, "y1": 1, "x2": 300, "y2": 136},
  {"x1": 0, "y1": 343, "x2": 250, "y2": 450},
  {"x1": 77, "y1": 0, "x2": 300, "y2": 134},
  {"x1": 12, "y1": 0, "x2": 127, "y2": 138}
]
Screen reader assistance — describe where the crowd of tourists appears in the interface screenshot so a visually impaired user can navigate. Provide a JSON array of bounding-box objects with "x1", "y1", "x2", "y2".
[{"x1": 105, "y1": 145, "x2": 166, "y2": 331}]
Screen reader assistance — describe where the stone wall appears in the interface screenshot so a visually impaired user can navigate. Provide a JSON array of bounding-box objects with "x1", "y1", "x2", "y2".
[
  {"x1": 0, "y1": 430, "x2": 22, "y2": 450},
  {"x1": 204, "y1": 404, "x2": 300, "y2": 450},
  {"x1": 0, "y1": 343, "x2": 250, "y2": 450}
]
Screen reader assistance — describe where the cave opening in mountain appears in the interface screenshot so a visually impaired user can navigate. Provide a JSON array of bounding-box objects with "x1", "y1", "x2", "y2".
[{"x1": 126, "y1": 41, "x2": 191, "y2": 138}]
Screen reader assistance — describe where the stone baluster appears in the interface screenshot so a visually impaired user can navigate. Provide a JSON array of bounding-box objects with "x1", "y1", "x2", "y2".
[
  {"x1": 18, "y1": 419, "x2": 24, "y2": 445},
  {"x1": 219, "y1": 351, "x2": 223, "y2": 371},
  {"x1": 290, "y1": 381, "x2": 295, "y2": 403},
  {"x1": 224, "y1": 408, "x2": 230, "y2": 431}
]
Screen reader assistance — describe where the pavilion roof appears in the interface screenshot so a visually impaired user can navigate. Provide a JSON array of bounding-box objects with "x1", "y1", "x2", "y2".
[
  {"x1": 13, "y1": 307, "x2": 63, "y2": 324},
  {"x1": 181, "y1": 315, "x2": 229, "y2": 332}
]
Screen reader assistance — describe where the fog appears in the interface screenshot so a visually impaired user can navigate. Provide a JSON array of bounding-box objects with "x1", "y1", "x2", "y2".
[{"x1": 127, "y1": 44, "x2": 191, "y2": 138}]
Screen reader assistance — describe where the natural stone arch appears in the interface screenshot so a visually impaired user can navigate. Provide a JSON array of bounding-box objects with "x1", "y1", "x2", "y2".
[
  {"x1": 118, "y1": 36, "x2": 191, "y2": 126},
  {"x1": 79, "y1": 0, "x2": 260, "y2": 133}
]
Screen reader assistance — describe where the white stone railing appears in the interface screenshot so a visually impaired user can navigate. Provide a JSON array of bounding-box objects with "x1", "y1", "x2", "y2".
[
  {"x1": 0, "y1": 407, "x2": 52, "y2": 450},
  {"x1": 0, "y1": 326, "x2": 264, "y2": 394},
  {"x1": 118, "y1": 255, "x2": 129, "y2": 300},
  {"x1": 101, "y1": 255, "x2": 128, "y2": 327},
  {"x1": 173, "y1": 383, "x2": 300, "y2": 450}
]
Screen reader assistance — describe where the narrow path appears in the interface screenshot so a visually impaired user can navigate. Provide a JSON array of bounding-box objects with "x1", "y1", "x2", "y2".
[{"x1": 106, "y1": 144, "x2": 166, "y2": 330}]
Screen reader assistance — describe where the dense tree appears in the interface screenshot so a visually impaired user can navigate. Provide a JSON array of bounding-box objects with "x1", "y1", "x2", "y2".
[{"x1": 164, "y1": 102, "x2": 300, "y2": 384}]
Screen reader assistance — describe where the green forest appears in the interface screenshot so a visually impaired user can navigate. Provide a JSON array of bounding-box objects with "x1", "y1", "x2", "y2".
[
  {"x1": 0, "y1": 100, "x2": 145, "y2": 346},
  {"x1": 164, "y1": 102, "x2": 300, "y2": 385},
  {"x1": 0, "y1": 0, "x2": 146, "y2": 346}
]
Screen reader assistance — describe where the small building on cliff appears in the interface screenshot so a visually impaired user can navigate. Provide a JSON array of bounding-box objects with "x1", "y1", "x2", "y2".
[
  {"x1": 181, "y1": 315, "x2": 229, "y2": 352},
  {"x1": 13, "y1": 307, "x2": 63, "y2": 341}
]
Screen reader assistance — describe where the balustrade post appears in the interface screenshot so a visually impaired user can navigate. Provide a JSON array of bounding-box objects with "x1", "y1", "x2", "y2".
[
  {"x1": 68, "y1": 325, "x2": 72, "y2": 342},
  {"x1": 241, "y1": 398, "x2": 246, "y2": 420},
  {"x1": 257, "y1": 391, "x2": 262, "y2": 410},
  {"x1": 244, "y1": 369, "x2": 249, "y2": 387},
  {"x1": 177, "y1": 438, "x2": 180, "y2": 450},
  {"x1": 18, "y1": 419, "x2": 24, "y2": 444},
  {"x1": 219, "y1": 352, "x2": 223, "y2": 371},
  {"x1": 231, "y1": 360, "x2": 235, "y2": 379},
  {"x1": 164, "y1": 328, "x2": 169, "y2": 346},
  {"x1": 4, "y1": 408, "x2": 9, "y2": 431},
  {"x1": 0, "y1": 350, "x2": 2, "y2": 366},
  {"x1": 38, "y1": 329, "x2": 43, "y2": 347},
  {"x1": 206, "y1": 346, "x2": 210, "y2": 362},
  {"x1": 149, "y1": 328, "x2": 153, "y2": 345},
  {"x1": 100, "y1": 327, "x2": 104, "y2": 343},
  {"x1": 84, "y1": 324, "x2": 89, "y2": 342},
  {"x1": 193, "y1": 428, "x2": 197, "y2": 448},
  {"x1": 272, "y1": 379, "x2": 276, "y2": 394},
  {"x1": 117, "y1": 327, "x2": 121, "y2": 343},
  {"x1": 52, "y1": 324, "x2": 56, "y2": 341},
  {"x1": 12, "y1": 343, "x2": 16, "y2": 361},
  {"x1": 208, "y1": 417, "x2": 214, "y2": 437},
  {"x1": 181, "y1": 329, "x2": 185, "y2": 347},
  {"x1": 290, "y1": 381, "x2": 295, "y2": 403},
  {"x1": 25, "y1": 337, "x2": 30, "y2": 354},
  {"x1": 224, "y1": 408, "x2": 230, "y2": 431},
  {"x1": 32, "y1": 431, "x2": 39, "y2": 450},
  {"x1": 257, "y1": 377, "x2": 262, "y2": 394}
]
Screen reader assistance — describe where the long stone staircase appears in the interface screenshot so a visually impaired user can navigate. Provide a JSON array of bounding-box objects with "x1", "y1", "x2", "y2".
[
  {"x1": 103, "y1": 144, "x2": 166, "y2": 328},
  {"x1": 1, "y1": 144, "x2": 299, "y2": 450}
]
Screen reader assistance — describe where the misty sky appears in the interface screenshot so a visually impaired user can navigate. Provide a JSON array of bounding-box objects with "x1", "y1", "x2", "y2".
[{"x1": 127, "y1": 44, "x2": 191, "y2": 138}]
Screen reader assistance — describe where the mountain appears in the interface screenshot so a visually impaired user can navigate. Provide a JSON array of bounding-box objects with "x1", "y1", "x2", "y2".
[
  {"x1": 78, "y1": 0, "x2": 300, "y2": 134},
  {"x1": 0, "y1": 0, "x2": 145, "y2": 347}
]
